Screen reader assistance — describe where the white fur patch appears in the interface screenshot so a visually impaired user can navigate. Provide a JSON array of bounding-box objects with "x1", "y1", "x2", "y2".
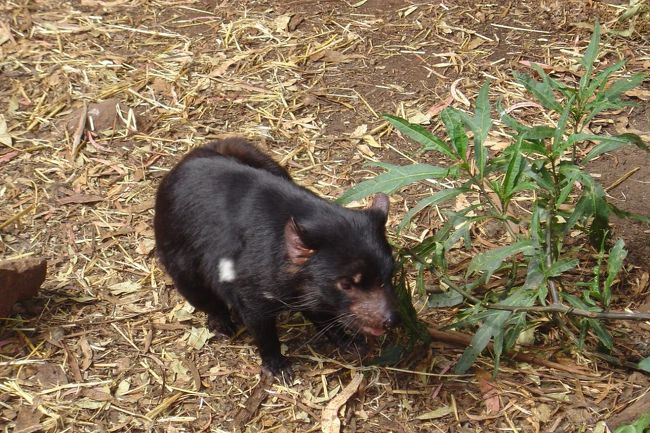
[{"x1": 218, "y1": 258, "x2": 236, "y2": 282}]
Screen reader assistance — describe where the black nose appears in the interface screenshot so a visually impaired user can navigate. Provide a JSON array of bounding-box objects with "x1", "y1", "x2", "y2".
[{"x1": 383, "y1": 311, "x2": 401, "y2": 329}]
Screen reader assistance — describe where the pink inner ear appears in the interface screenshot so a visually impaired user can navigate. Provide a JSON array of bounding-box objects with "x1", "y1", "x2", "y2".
[
  {"x1": 369, "y1": 193, "x2": 389, "y2": 215},
  {"x1": 284, "y1": 218, "x2": 314, "y2": 265}
]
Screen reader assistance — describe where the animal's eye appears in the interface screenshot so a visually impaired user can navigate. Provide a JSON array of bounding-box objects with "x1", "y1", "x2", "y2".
[{"x1": 337, "y1": 278, "x2": 352, "y2": 291}]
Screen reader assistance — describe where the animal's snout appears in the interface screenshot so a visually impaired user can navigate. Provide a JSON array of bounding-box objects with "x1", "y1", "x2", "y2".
[{"x1": 383, "y1": 310, "x2": 401, "y2": 329}]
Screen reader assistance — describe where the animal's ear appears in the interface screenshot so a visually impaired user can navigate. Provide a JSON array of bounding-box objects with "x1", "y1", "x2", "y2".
[
  {"x1": 284, "y1": 218, "x2": 314, "y2": 265},
  {"x1": 367, "y1": 193, "x2": 389, "y2": 224}
]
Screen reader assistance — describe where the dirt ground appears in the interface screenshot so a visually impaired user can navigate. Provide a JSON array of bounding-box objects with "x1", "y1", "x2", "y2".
[{"x1": 1, "y1": 0, "x2": 649, "y2": 432}]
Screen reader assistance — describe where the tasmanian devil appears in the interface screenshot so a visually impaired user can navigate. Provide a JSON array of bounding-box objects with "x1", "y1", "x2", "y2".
[{"x1": 153, "y1": 137, "x2": 400, "y2": 375}]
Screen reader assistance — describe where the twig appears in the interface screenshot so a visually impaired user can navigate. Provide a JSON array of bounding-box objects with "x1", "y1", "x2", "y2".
[
  {"x1": 404, "y1": 248, "x2": 650, "y2": 322},
  {"x1": 605, "y1": 167, "x2": 640, "y2": 192}
]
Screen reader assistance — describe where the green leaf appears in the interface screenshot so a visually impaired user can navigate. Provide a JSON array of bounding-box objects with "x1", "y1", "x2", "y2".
[
  {"x1": 474, "y1": 82, "x2": 492, "y2": 146},
  {"x1": 608, "y1": 203, "x2": 650, "y2": 224},
  {"x1": 580, "y1": 21, "x2": 600, "y2": 79},
  {"x1": 552, "y1": 96, "x2": 575, "y2": 156},
  {"x1": 546, "y1": 258, "x2": 579, "y2": 278},
  {"x1": 557, "y1": 163, "x2": 583, "y2": 205},
  {"x1": 639, "y1": 356, "x2": 650, "y2": 373},
  {"x1": 584, "y1": 60, "x2": 626, "y2": 100},
  {"x1": 384, "y1": 114, "x2": 456, "y2": 159},
  {"x1": 468, "y1": 241, "x2": 535, "y2": 281},
  {"x1": 603, "y1": 239, "x2": 627, "y2": 307},
  {"x1": 589, "y1": 186, "x2": 610, "y2": 247},
  {"x1": 496, "y1": 98, "x2": 530, "y2": 133},
  {"x1": 582, "y1": 133, "x2": 649, "y2": 163},
  {"x1": 440, "y1": 108, "x2": 468, "y2": 161},
  {"x1": 532, "y1": 63, "x2": 570, "y2": 94},
  {"x1": 428, "y1": 290, "x2": 464, "y2": 308},
  {"x1": 398, "y1": 187, "x2": 467, "y2": 232},
  {"x1": 589, "y1": 318, "x2": 613, "y2": 350},
  {"x1": 603, "y1": 73, "x2": 649, "y2": 101},
  {"x1": 514, "y1": 71, "x2": 563, "y2": 112},
  {"x1": 525, "y1": 125, "x2": 557, "y2": 140},
  {"x1": 564, "y1": 195, "x2": 592, "y2": 234},
  {"x1": 563, "y1": 292, "x2": 599, "y2": 311},
  {"x1": 459, "y1": 83, "x2": 492, "y2": 178},
  {"x1": 503, "y1": 134, "x2": 524, "y2": 200},
  {"x1": 613, "y1": 423, "x2": 638, "y2": 432},
  {"x1": 454, "y1": 290, "x2": 535, "y2": 374},
  {"x1": 493, "y1": 325, "x2": 504, "y2": 373},
  {"x1": 509, "y1": 181, "x2": 538, "y2": 195},
  {"x1": 371, "y1": 345, "x2": 404, "y2": 366},
  {"x1": 337, "y1": 163, "x2": 457, "y2": 204},
  {"x1": 415, "y1": 262, "x2": 426, "y2": 295}
]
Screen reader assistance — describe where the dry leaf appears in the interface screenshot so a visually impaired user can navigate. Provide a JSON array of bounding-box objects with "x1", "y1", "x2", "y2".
[
  {"x1": 14, "y1": 405, "x2": 42, "y2": 433},
  {"x1": 451, "y1": 78, "x2": 470, "y2": 107},
  {"x1": 357, "y1": 144, "x2": 375, "y2": 157},
  {"x1": 350, "y1": 124, "x2": 368, "y2": 139},
  {"x1": 310, "y1": 49, "x2": 361, "y2": 64},
  {"x1": 0, "y1": 114, "x2": 12, "y2": 146},
  {"x1": 36, "y1": 363, "x2": 68, "y2": 387},
  {"x1": 321, "y1": 373, "x2": 363, "y2": 433},
  {"x1": 408, "y1": 111, "x2": 431, "y2": 125},
  {"x1": 485, "y1": 136, "x2": 510, "y2": 152},
  {"x1": 464, "y1": 37, "x2": 485, "y2": 51},
  {"x1": 427, "y1": 95, "x2": 454, "y2": 117},
  {"x1": 0, "y1": 21, "x2": 13, "y2": 45},
  {"x1": 274, "y1": 15, "x2": 292, "y2": 33},
  {"x1": 115, "y1": 379, "x2": 131, "y2": 397},
  {"x1": 476, "y1": 370, "x2": 500, "y2": 414},
  {"x1": 402, "y1": 5, "x2": 418, "y2": 17},
  {"x1": 415, "y1": 405, "x2": 453, "y2": 420},
  {"x1": 79, "y1": 337, "x2": 93, "y2": 370},
  {"x1": 288, "y1": 14, "x2": 304, "y2": 31},
  {"x1": 532, "y1": 403, "x2": 552, "y2": 423},
  {"x1": 136, "y1": 238, "x2": 155, "y2": 255},
  {"x1": 108, "y1": 281, "x2": 141, "y2": 295},
  {"x1": 172, "y1": 302, "x2": 195, "y2": 322},
  {"x1": 0, "y1": 150, "x2": 19, "y2": 162},
  {"x1": 625, "y1": 88, "x2": 650, "y2": 101},
  {"x1": 363, "y1": 135, "x2": 381, "y2": 148},
  {"x1": 186, "y1": 326, "x2": 214, "y2": 350},
  {"x1": 58, "y1": 192, "x2": 104, "y2": 205},
  {"x1": 454, "y1": 193, "x2": 471, "y2": 212}
]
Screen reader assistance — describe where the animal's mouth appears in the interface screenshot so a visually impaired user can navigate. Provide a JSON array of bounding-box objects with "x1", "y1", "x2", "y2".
[{"x1": 359, "y1": 324, "x2": 385, "y2": 337}]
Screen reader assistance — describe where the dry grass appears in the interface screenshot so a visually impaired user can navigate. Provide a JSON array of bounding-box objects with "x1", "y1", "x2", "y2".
[{"x1": 1, "y1": 0, "x2": 649, "y2": 432}]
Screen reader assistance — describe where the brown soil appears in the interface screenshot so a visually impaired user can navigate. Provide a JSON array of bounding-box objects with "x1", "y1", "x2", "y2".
[{"x1": 1, "y1": 0, "x2": 649, "y2": 432}]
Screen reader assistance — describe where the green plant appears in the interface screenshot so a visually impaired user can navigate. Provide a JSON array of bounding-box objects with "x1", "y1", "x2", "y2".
[
  {"x1": 338, "y1": 22, "x2": 650, "y2": 373},
  {"x1": 613, "y1": 412, "x2": 650, "y2": 433}
]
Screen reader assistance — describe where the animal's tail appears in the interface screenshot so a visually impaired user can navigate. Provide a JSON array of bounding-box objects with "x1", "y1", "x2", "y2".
[{"x1": 193, "y1": 137, "x2": 291, "y2": 179}]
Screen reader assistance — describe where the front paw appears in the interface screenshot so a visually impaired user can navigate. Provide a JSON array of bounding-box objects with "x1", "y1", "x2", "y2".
[
  {"x1": 207, "y1": 314, "x2": 236, "y2": 337},
  {"x1": 261, "y1": 354, "x2": 292, "y2": 379}
]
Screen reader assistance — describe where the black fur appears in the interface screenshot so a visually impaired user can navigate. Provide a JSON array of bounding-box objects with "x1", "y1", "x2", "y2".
[{"x1": 154, "y1": 138, "x2": 399, "y2": 375}]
